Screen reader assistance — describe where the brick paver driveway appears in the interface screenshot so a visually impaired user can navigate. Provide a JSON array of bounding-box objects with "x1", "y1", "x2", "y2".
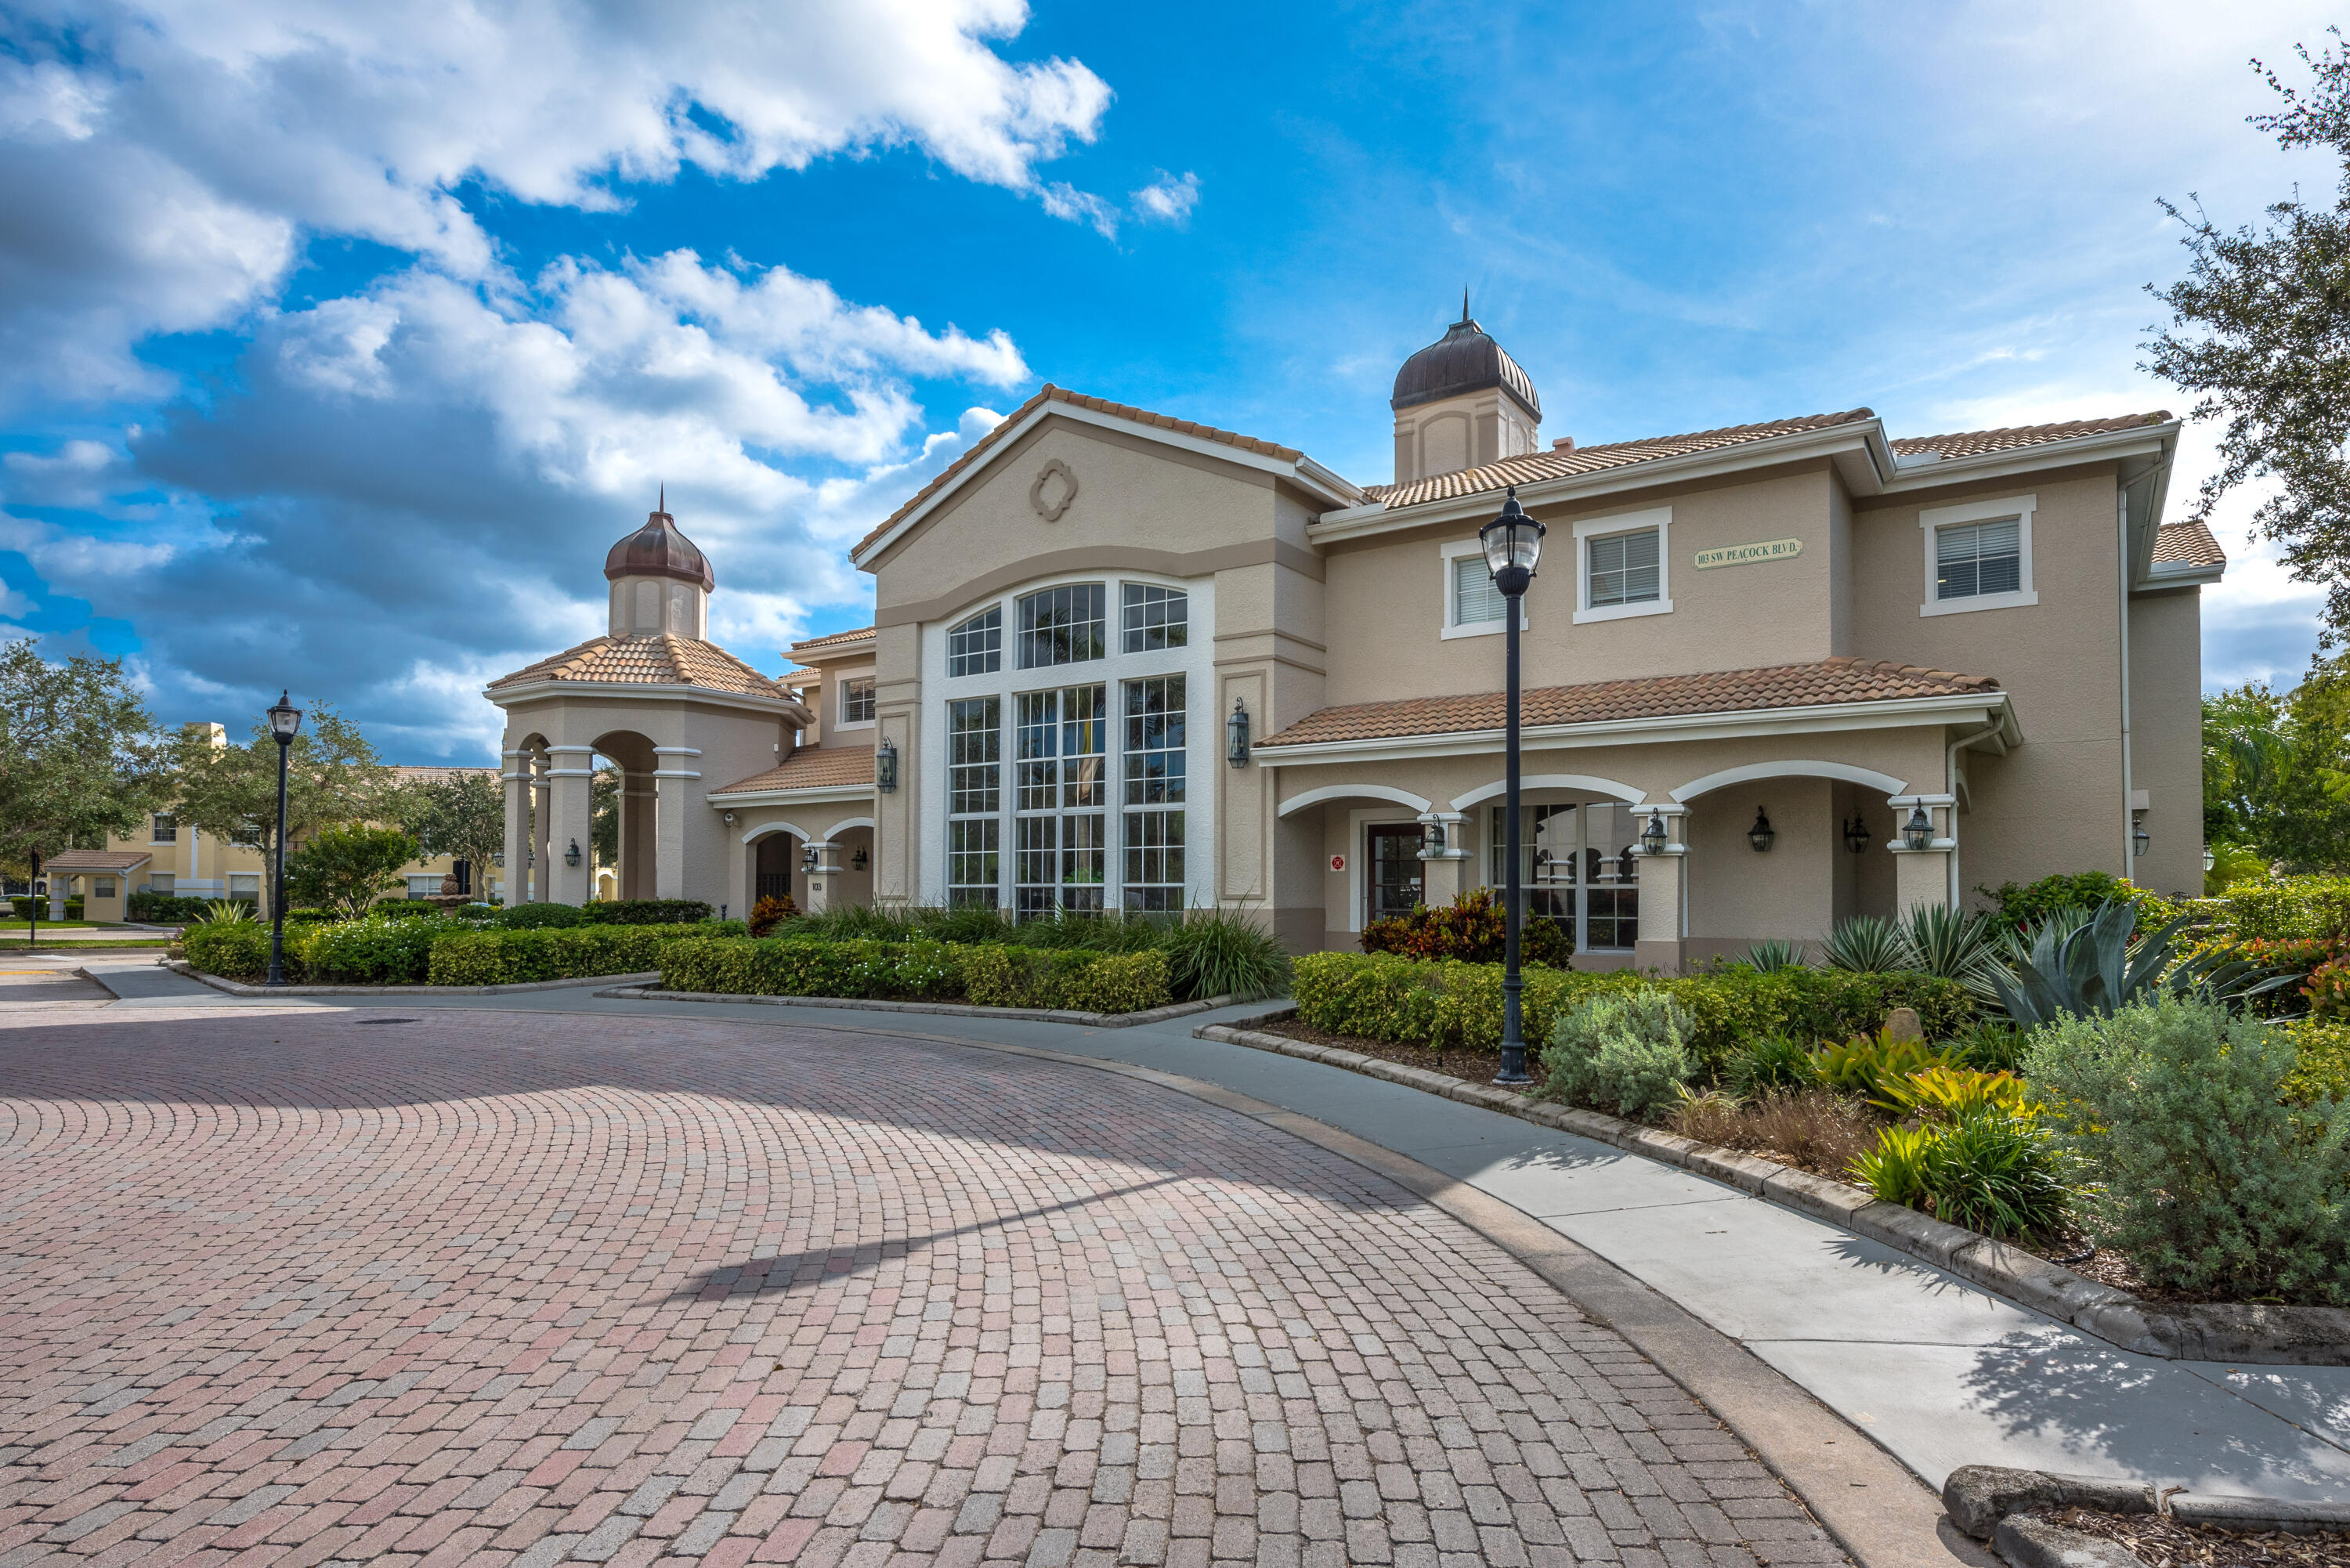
[{"x1": 0, "y1": 1009, "x2": 1842, "y2": 1568}]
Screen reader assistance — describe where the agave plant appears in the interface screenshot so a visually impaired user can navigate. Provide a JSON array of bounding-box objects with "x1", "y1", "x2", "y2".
[
  {"x1": 1990, "y1": 898, "x2": 2294, "y2": 1027},
  {"x1": 1743, "y1": 938, "x2": 1810, "y2": 973},
  {"x1": 1898, "y1": 903, "x2": 2007, "y2": 999},
  {"x1": 1824, "y1": 915, "x2": 1907, "y2": 974}
]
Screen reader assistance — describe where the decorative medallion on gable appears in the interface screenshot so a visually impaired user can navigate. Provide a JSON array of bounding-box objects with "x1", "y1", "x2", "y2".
[{"x1": 1029, "y1": 459, "x2": 1079, "y2": 522}]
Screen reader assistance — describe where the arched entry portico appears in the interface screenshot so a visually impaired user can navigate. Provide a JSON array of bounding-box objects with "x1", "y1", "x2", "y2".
[
  {"x1": 592, "y1": 729, "x2": 659, "y2": 901},
  {"x1": 1670, "y1": 763, "x2": 1907, "y2": 964}
]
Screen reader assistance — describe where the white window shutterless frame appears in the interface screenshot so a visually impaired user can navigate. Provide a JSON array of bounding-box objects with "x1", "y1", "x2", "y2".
[
  {"x1": 1438, "y1": 537, "x2": 1525, "y2": 639},
  {"x1": 1919, "y1": 494, "x2": 2037, "y2": 616},
  {"x1": 1572, "y1": 508, "x2": 1672, "y2": 624}
]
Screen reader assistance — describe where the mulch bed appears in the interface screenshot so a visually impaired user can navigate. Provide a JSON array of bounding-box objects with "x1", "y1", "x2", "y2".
[
  {"x1": 2036, "y1": 1507, "x2": 2350, "y2": 1568},
  {"x1": 1253, "y1": 1018, "x2": 1544, "y2": 1095}
]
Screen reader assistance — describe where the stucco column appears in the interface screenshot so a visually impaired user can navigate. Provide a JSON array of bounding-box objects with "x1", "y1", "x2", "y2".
[
  {"x1": 1632, "y1": 804, "x2": 1687, "y2": 975},
  {"x1": 501, "y1": 750, "x2": 529, "y2": 907},
  {"x1": 1415, "y1": 811, "x2": 1469, "y2": 909},
  {"x1": 622, "y1": 772, "x2": 658, "y2": 900},
  {"x1": 801, "y1": 840, "x2": 835, "y2": 915},
  {"x1": 1887, "y1": 794, "x2": 1957, "y2": 913},
  {"x1": 49, "y1": 873, "x2": 67, "y2": 922},
  {"x1": 530, "y1": 753, "x2": 552, "y2": 903},
  {"x1": 546, "y1": 746, "x2": 596, "y2": 905},
  {"x1": 653, "y1": 775, "x2": 691, "y2": 901}
]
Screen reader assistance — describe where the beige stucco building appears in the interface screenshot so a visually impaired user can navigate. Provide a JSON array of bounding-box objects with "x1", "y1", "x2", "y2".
[{"x1": 490, "y1": 309, "x2": 2224, "y2": 969}]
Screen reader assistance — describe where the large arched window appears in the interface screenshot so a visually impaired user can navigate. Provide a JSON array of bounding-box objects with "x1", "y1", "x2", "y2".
[{"x1": 949, "y1": 605, "x2": 1001, "y2": 677}]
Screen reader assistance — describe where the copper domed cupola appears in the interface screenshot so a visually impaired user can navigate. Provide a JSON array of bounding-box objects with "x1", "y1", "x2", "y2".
[
  {"x1": 1390, "y1": 295, "x2": 1543, "y2": 484},
  {"x1": 604, "y1": 491, "x2": 714, "y2": 639}
]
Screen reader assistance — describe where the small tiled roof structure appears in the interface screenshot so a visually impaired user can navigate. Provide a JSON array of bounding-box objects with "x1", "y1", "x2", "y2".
[
  {"x1": 489, "y1": 634, "x2": 797, "y2": 703},
  {"x1": 2153, "y1": 519, "x2": 2227, "y2": 569},
  {"x1": 1393, "y1": 313, "x2": 1540, "y2": 419},
  {"x1": 709, "y1": 746, "x2": 877, "y2": 797},
  {"x1": 1256, "y1": 657, "x2": 2001, "y2": 750},
  {"x1": 42, "y1": 850, "x2": 153, "y2": 873},
  {"x1": 604, "y1": 504, "x2": 714, "y2": 590},
  {"x1": 789, "y1": 627, "x2": 877, "y2": 658},
  {"x1": 855, "y1": 385, "x2": 1303, "y2": 555}
]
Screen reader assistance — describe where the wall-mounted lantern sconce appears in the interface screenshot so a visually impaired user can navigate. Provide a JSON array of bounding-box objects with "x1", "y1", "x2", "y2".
[
  {"x1": 1842, "y1": 815, "x2": 1871, "y2": 855},
  {"x1": 1227, "y1": 699, "x2": 1250, "y2": 768},
  {"x1": 1641, "y1": 810, "x2": 1667, "y2": 856},
  {"x1": 1748, "y1": 807, "x2": 1775, "y2": 853},
  {"x1": 801, "y1": 844, "x2": 820, "y2": 873},
  {"x1": 876, "y1": 739, "x2": 898, "y2": 793},
  {"x1": 2133, "y1": 815, "x2": 2151, "y2": 858},
  {"x1": 1904, "y1": 806, "x2": 1933, "y2": 852},
  {"x1": 2204, "y1": 844, "x2": 2217, "y2": 873},
  {"x1": 852, "y1": 847, "x2": 869, "y2": 871},
  {"x1": 1422, "y1": 818, "x2": 1447, "y2": 855},
  {"x1": 564, "y1": 839, "x2": 581, "y2": 868}
]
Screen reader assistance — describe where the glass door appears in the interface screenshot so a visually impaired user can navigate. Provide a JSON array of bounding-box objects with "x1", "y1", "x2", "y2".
[{"x1": 1365, "y1": 824, "x2": 1424, "y2": 923}]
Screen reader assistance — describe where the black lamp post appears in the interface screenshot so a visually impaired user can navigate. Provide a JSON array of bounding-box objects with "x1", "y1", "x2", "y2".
[
  {"x1": 1479, "y1": 486, "x2": 1546, "y2": 1086},
  {"x1": 264, "y1": 692, "x2": 302, "y2": 987}
]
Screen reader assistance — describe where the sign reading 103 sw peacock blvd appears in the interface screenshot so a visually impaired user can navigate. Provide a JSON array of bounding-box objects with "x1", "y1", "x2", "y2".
[{"x1": 1692, "y1": 537, "x2": 1804, "y2": 569}]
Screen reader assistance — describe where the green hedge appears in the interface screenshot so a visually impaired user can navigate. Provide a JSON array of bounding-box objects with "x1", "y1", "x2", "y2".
[
  {"x1": 425, "y1": 923, "x2": 708, "y2": 985},
  {"x1": 181, "y1": 919, "x2": 289, "y2": 982},
  {"x1": 2204, "y1": 877, "x2": 2350, "y2": 943},
  {"x1": 580, "y1": 898, "x2": 714, "y2": 926},
  {"x1": 660, "y1": 937, "x2": 1173, "y2": 1013},
  {"x1": 295, "y1": 916, "x2": 442, "y2": 984},
  {"x1": 1292, "y1": 952, "x2": 1974, "y2": 1076}
]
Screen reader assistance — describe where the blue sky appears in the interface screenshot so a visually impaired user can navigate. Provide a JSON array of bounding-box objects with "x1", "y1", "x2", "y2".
[{"x1": 0, "y1": 0, "x2": 2336, "y2": 762}]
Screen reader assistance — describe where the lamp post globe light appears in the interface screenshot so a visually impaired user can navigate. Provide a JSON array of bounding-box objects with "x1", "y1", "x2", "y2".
[
  {"x1": 264, "y1": 691, "x2": 302, "y2": 988},
  {"x1": 1478, "y1": 487, "x2": 1545, "y2": 1086}
]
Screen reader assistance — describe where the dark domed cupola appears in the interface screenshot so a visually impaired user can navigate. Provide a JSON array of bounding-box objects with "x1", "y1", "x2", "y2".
[
  {"x1": 603, "y1": 493, "x2": 714, "y2": 638},
  {"x1": 1390, "y1": 297, "x2": 1542, "y2": 484}
]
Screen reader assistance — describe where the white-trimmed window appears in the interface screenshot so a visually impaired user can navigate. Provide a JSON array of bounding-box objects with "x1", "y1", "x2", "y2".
[
  {"x1": 1121, "y1": 584, "x2": 1188, "y2": 652},
  {"x1": 949, "y1": 606, "x2": 1002, "y2": 677},
  {"x1": 147, "y1": 873, "x2": 175, "y2": 895},
  {"x1": 1440, "y1": 538, "x2": 1520, "y2": 638},
  {"x1": 228, "y1": 873, "x2": 260, "y2": 898},
  {"x1": 1573, "y1": 508, "x2": 1673, "y2": 623},
  {"x1": 839, "y1": 676, "x2": 876, "y2": 727},
  {"x1": 95, "y1": 879, "x2": 117, "y2": 898},
  {"x1": 406, "y1": 874, "x2": 442, "y2": 899},
  {"x1": 151, "y1": 814, "x2": 176, "y2": 844},
  {"x1": 1122, "y1": 675, "x2": 1186, "y2": 912},
  {"x1": 1016, "y1": 584, "x2": 1106, "y2": 668},
  {"x1": 1013, "y1": 684, "x2": 1108, "y2": 916},
  {"x1": 947, "y1": 696, "x2": 1002, "y2": 907},
  {"x1": 1921, "y1": 494, "x2": 2037, "y2": 615}
]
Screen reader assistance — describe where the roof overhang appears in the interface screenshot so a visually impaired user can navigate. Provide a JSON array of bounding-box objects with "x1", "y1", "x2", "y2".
[
  {"x1": 1257, "y1": 689, "x2": 2019, "y2": 766},
  {"x1": 486, "y1": 680, "x2": 812, "y2": 724},
  {"x1": 852, "y1": 398, "x2": 1363, "y2": 569},
  {"x1": 706, "y1": 782, "x2": 876, "y2": 807},
  {"x1": 45, "y1": 851, "x2": 152, "y2": 873},
  {"x1": 1312, "y1": 417, "x2": 2182, "y2": 544}
]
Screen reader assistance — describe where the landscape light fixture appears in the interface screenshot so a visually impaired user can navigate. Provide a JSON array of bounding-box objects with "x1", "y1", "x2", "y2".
[
  {"x1": 264, "y1": 692, "x2": 302, "y2": 988},
  {"x1": 1843, "y1": 815, "x2": 1871, "y2": 855},
  {"x1": 1227, "y1": 699, "x2": 1250, "y2": 768},
  {"x1": 1641, "y1": 811, "x2": 1667, "y2": 857},
  {"x1": 876, "y1": 739, "x2": 898, "y2": 793},
  {"x1": 1478, "y1": 486, "x2": 1546, "y2": 1087},
  {"x1": 1903, "y1": 805, "x2": 1933, "y2": 852},
  {"x1": 1748, "y1": 807, "x2": 1775, "y2": 853}
]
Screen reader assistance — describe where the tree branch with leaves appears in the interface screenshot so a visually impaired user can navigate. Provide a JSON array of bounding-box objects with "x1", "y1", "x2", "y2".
[{"x1": 0, "y1": 640, "x2": 166, "y2": 882}]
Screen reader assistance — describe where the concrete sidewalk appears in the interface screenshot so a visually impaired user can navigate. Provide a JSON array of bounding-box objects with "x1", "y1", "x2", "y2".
[{"x1": 59, "y1": 956, "x2": 2350, "y2": 1504}]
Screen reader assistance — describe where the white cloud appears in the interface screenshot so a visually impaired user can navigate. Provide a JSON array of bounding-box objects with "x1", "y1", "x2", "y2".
[
  {"x1": 1131, "y1": 171, "x2": 1201, "y2": 225},
  {"x1": 1042, "y1": 182, "x2": 1122, "y2": 238},
  {"x1": 0, "y1": 0, "x2": 1108, "y2": 404}
]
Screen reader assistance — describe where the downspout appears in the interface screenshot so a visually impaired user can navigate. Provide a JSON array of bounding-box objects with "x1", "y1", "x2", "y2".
[
  {"x1": 1947, "y1": 722, "x2": 2001, "y2": 907},
  {"x1": 2117, "y1": 486, "x2": 2134, "y2": 875}
]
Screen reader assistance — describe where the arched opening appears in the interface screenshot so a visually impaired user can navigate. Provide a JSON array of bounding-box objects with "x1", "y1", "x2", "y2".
[
  {"x1": 592, "y1": 730, "x2": 658, "y2": 901},
  {"x1": 1673, "y1": 768, "x2": 1902, "y2": 964},
  {"x1": 509, "y1": 731, "x2": 551, "y2": 903}
]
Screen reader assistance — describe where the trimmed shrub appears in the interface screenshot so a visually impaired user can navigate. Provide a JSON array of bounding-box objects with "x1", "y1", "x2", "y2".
[
  {"x1": 181, "y1": 919, "x2": 280, "y2": 981},
  {"x1": 2024, "y1": 995, "x2": 2350, "y2": 1303},
  {"x1": 1290, "y1": 952, "x2": 1972, "y2": 1074},
  {"x1": 1540, "y1": 989, "x2": 1694, "y2": 1121},
  {"x1": 293, "y1": 915, "x2": 442, "y2": 984},
  {"x1": 658, "y1": 937, "x2": 1170, "y2": 1013},
  {"x1": 580, "y1": 898, "x2": 714, "y2": 926},
  {"x1": 489, "y1": 902, "x2": 588, "y2": 929},
  {"x1": 2205, "y1": 876, "x2": 2350, "y2": 944},
  {"x1": 2281, "y1": 1020, "x2": 2350, "y2": 1106},
  {"x1": 1979, "y1": 872, "x2": 2185, "y2": 934},
  {"x1": 425, "y1": 923, "x2": 702, "y2": 986},
  {"x1": 1361, "y1": 887, "x2": 1574, "y2": 968},
  {"x1": 11, "y1": 897, "x2": 84, "y2": 919},
  {"x1": 127, "y1": 892, "x2": 230, "y2": 923}
]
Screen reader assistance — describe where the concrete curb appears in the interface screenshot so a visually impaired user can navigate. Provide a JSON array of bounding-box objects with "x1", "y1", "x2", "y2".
[
  {"x1": 1992, "y1": 1515, "x2": 2145, "y2": 1568},
  {"x1": 1946, "y1": 1464, "x2": 2350, "y2": 1545},
  {"x1": 168, "y1": 961, "x2": 663, "y2": 998},
  {"x1": 1196, "y1": 1012, "x2": 2350, "y2": 1367},
  {"x1": 591, "y1": 986, "x2": 1235, "y2": 1030}
]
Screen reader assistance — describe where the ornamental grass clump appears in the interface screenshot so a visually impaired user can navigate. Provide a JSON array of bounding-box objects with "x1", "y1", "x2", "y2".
[
  {"x1": 1540, "y1": 988, "x2": 1695, "y2": 1122},
  {"x1": 2023, "y1": 995, "x2": 2350, "y2": 1302},
  {"x1": 1155, "y1": 909, "x2": 1291, "y2": 1003}
]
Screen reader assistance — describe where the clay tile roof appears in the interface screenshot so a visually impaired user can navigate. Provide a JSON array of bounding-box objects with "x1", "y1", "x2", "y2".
[
  {"x1": 708, "y1": 746, "x2": 877, "y2": 797},
  {"x1": 487, "y1": 634, "x2": 797, "y2": 703},
  {"x1": 788, "y1": 626, "x2": 877, "y2": 656},
  {"x1": 853, "y1": 385, "x2": 1303, "y2": 557},
  {"x1": 2152, "y1": 519, "x2": 2227, "y2": 569},
  {"x1": 1256, "y1": 657, "x2": 2001, "y2": 750},
  {"x1": 1361, "y1": 410, "x2": 1878, "y2": 511},
  {"x1": 1889, "y1": 412, "x2": 2171, "y2": 461},
  {"x1": 44, "y1": 850, "x2": 153, "y2": 873}
]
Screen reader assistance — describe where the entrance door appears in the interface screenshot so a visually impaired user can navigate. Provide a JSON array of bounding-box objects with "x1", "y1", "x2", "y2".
[{"x1": 1365, "y1": 824, "x2": 1424, "y2": 923}]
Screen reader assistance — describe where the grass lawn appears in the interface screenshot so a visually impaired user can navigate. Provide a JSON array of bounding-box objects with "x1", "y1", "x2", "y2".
[
  {"x1": 0, "y1": 920, "x2": 98, "y2": 930},
  {"x1": 0, "y1": 938, "x2": 173, "y2": 950}
]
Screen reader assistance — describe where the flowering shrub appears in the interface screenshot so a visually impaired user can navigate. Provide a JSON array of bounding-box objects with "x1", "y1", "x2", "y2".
[
  {"x1": 1360, "y1": 887, "x2": 1574, "y2": 968},
  {"x1": 2306, "y1": 957, "x2": 2350, "y2": 1021}
]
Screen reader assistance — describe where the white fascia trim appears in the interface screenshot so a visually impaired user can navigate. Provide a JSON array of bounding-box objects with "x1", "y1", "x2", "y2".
[
  {"x1": 652, "y1": 746, "x2": 703, "y2": 757},
  {"x1": 2139, "y1": 561, "x2": 2225, "y2": 590},
  {"x1": 650, "y1": 769, "x2": 701, "y2": 779},
  {"x1": 485, "y1": 681, "x2": 808, "y2": 720},
  {"x1": 1312, "y1": 422, "x2": 1882, "y2": 541},
  {"x1": 853, "y1": 399, "x2": 1359, "y2": 566},
  {"x1": 1259, "y1": 691, "x2": 2012, "y2": 764},
  {"x1": 1878, "y1": 425, "x2": 2175, "y2": 493},
  {"x1": 705, "y1": 783, "x2": 877, "y2": 808},
  {"x1": 545, "y1": 744, "x2": 598, "y2": 754}
]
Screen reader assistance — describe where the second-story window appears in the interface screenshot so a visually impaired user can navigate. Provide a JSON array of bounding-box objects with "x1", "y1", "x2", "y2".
[
  {"x1": 1453, "y1": 556, "x2": 1506, "y2": 626},
  {"x1": 151, "y1": 814, "x2": 177, "y2": 843},
  {"x1": 1017, "y1": 584, "x2": 1105, "y2": 669},
  {"x1": 1120, "y1": 584, "x2": 1188, "y2": 652},
  {"x1": 1936, "y1": 519, "x2": 2022, "y2": 601},
  {"x1": 949, "y1": 606, "x2": 1002, "y2": 676},
  {"x1": 841, "y1": 676, "x2": 876, "y2": 725},
  {"x1": 1587, "y1": 527, "x2": 1661, "y2": 608}
]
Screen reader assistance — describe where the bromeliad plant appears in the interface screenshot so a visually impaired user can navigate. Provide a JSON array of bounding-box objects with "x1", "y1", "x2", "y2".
[{"x1": 1991, "y1": 898, "x2": 2296, "y2": 1027}]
